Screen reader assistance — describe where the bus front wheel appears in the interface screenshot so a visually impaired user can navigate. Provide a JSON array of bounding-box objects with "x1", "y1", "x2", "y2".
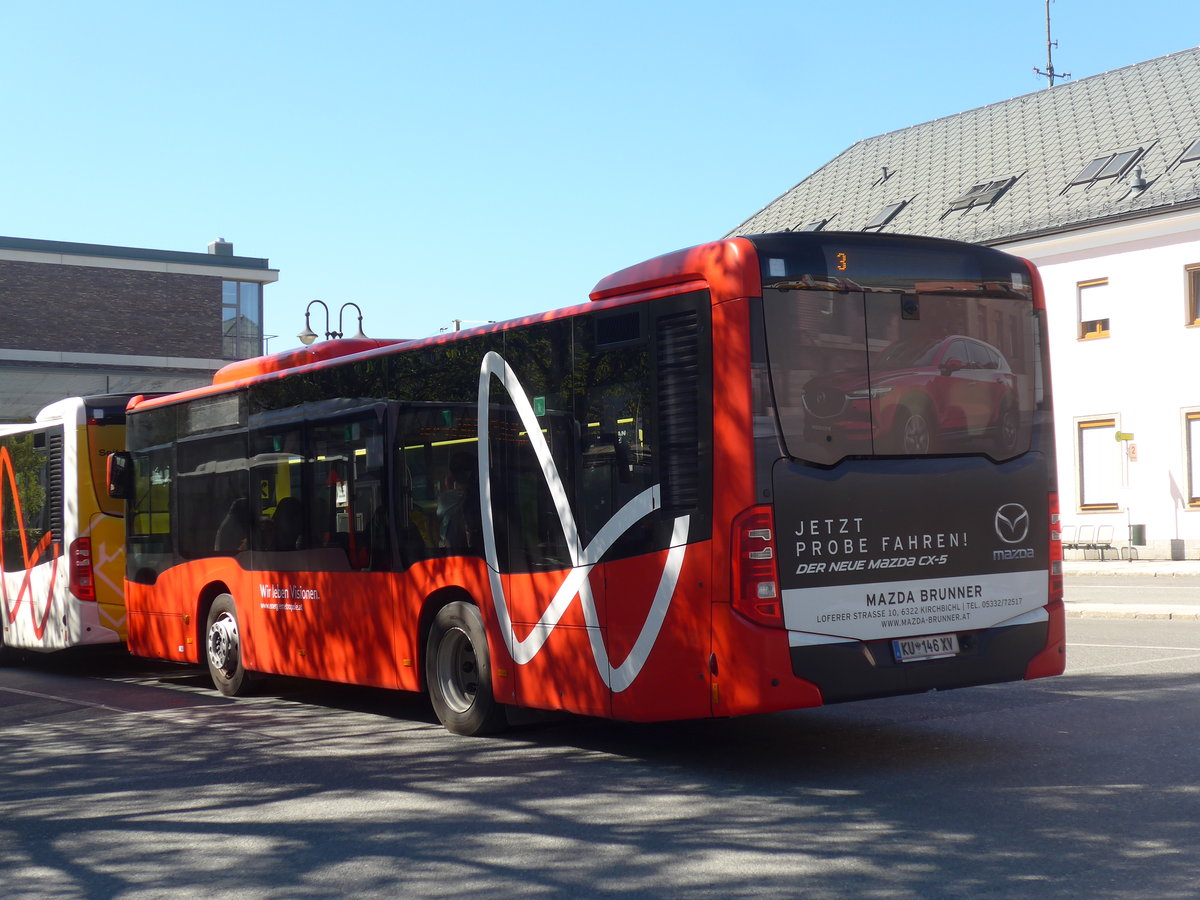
[
  {"x1": 205, "y1": 594, "x2": 254, "y2": 697},
  {"x1": 425, "y1": 601, "x2": 507, "y2": 736}
]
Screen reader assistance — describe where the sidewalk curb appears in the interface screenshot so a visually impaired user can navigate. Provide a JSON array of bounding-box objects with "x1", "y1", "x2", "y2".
[
  {"x1": 1064, "y1": 564, "x2": 1200, "y2": 577},
  {"x1": 1066, "y1": 603, "x2": 1200, "y2": 621}
]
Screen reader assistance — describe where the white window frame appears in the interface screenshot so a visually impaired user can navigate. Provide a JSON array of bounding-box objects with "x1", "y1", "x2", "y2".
[
  {"x1": 1077, "y1": 416, "x2": 1122, "y2": 511},
  {"x1": 1186, "y1": 265, "x2": 1200, "y2": 327},
  {"x1": 1077, "y1": 278, "x2": 1110, "y2": 340},
  {"x1": 1185, "y1": 410, "x2": 1200, "y2": 508}
]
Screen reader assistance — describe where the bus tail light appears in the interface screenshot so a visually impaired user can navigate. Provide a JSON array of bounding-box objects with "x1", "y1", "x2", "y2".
[
  {"x1": 732, "y1": 506, "x2": 783, "y2": 626},
  {"x1": 69, "y1": 538, "x2": 97, "y2": 602},
  {"x1": 1048, "y1": 492, "x2": 1063, "y2": 603}
]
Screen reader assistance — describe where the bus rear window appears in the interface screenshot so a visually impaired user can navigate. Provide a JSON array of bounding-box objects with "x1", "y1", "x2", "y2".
[{"x1": 761, "y1": 286, "x2": 1037, "y2": 465}]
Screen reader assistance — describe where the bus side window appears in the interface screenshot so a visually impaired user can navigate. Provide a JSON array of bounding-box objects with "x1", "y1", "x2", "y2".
[
  {"x1": 310, "y1": 417, "x2": 388, "y2": 571},
  {"x1": 176, "y1": 432, "x2": 250, "y2": 559},
  {"x1": 0, "y1": 428, "x2": 62, "y2": 570},
  {"x1": 494, "y1": 321, "x2": 574, "y2": 572},
  {"x1": 395, "y1": 421, "x2": 435, "y2": 564},
  {"x1": 249, "y1": 426, "x2": 305, "y2": 554},
  {"x1": 576, "y1": 317, "x2": 655, "y2": 555}
]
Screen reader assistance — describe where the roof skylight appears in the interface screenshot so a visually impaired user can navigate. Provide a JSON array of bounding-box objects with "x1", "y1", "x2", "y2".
[
  {"x1": 1070, "y1": 149, "x2": 1143, "y2": 185},
  {"x1": 863, "y1": 201, "x2": 906, "y2": 230},
  {"x1": 947, "y1": 177, "x2": 1016, "y2": 212}
]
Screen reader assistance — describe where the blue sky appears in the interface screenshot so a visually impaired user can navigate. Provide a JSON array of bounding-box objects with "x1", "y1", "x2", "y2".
[{"x1": 3, "y1": 1, "x2": 1198, "y2": 352}]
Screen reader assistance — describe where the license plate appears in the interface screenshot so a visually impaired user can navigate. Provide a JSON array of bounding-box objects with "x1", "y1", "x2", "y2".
[{"x1": 892, "y1": 633, "x2": 960, "y2": 662}]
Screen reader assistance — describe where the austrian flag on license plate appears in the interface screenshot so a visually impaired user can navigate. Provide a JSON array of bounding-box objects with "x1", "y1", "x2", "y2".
[{"x1": 893, "y1": 633, "x2": 961, "y2": 663}]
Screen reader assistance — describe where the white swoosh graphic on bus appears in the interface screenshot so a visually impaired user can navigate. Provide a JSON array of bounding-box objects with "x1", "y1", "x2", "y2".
[{"x1": 477, "y1": 351, "x2": 690, "y2": 692}]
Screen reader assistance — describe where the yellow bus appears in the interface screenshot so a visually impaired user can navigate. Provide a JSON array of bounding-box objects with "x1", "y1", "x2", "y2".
[{"x1": 1, "y1": 395, "x2": 134, "y2": 659}]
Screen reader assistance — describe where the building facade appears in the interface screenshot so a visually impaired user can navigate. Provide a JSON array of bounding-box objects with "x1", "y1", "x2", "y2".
[
  {"x1": 731, "y1": 47, "x2": 1200, "y2": 559},
  {"x1": 0, "y1": 236, "x2": 278, "y2": 422}
]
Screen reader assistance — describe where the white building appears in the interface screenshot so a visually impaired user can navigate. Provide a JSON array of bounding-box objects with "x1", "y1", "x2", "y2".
[{"x1": 731, "y1": 47, "x2": 1200, "y2": 559}]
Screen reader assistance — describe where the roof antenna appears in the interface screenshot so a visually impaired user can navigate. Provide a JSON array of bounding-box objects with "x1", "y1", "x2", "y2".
[{"x1": 1033, "y1": 0, "x2": 1070, "y2": 87}]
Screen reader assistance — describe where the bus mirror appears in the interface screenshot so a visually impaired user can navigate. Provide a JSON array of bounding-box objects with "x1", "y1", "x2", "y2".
[{"x1": 107, "y1": 451, "x2": 133, "y2": 500}]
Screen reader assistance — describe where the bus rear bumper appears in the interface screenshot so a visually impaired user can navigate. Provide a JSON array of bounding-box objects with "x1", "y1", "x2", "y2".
[{"x1": 787, "y1": 616, "x2": 1056, "y2": 705}]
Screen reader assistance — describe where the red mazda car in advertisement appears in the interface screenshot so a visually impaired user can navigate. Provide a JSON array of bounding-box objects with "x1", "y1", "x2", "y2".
[{"x1": 802, "y1": 334, "x2": 1021, "y2": 457}]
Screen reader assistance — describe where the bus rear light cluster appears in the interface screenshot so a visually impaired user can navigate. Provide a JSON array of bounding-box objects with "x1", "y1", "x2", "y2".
[
  {"x1": 69, "y1": 537, "x2": 97, "y2": 602},
  {"x1": 1048, "y1": 492, "x2": 1063, "y2": 603},
  {"x1": 732, "y1": 506, "x2": 783, "y2": 626}
]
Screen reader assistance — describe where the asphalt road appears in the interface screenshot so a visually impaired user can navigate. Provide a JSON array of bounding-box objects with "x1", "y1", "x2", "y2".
[{"x1": 1, "y1": 616, "x2": 1198, "y2": 899}]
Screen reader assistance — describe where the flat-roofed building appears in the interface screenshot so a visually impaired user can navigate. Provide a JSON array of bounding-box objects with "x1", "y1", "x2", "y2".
[{"x1": 0, "y1": 236, "x2": 278, "y2": 422}]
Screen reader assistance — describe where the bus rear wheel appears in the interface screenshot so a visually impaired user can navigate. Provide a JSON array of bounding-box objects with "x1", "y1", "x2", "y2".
[
  {"x1": 425, "y1": 601, "x2": 507, "y2": 736},
  {"x1": 205, "y1": 594, "x2": 254, "y2": 697}
]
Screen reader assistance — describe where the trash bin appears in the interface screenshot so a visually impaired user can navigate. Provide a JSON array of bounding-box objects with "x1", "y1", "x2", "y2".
[{"x1": 1130, "y1": 524, "x2": 1146, "y2": 546}]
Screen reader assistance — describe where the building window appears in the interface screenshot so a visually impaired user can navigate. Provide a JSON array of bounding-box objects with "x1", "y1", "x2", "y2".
[
  {"x1": 1070, "y1": 149, "x2": 1143, "y2": 186},
  {"x1": 863, "y1": 200, "x2": 906, "y2": 230},
  {"x1": 1077, "y1": 278, "x2": 1110, "y2": 340},
  {"x1": 798, "y1": 218, "x2": 829, "y2": 232},
  {"x1": 1187, "y1": 265, "x2": 1200, "y2": 326},
  {"x1": 1186, "y1": 412, "x2": 1200, "y2": 508},
  {"x1": 222, "y1": 281, "x2": 262, "y2": 359},
  {"x1": 1078, "y1": 417, "x2": 1121, "y2": 511},
  {"x1": 946, "y1": 177, "x2": 1016, "y2": 212}
]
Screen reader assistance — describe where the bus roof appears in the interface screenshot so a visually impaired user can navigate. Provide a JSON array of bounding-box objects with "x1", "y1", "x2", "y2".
[{"x1": 589, "y1": 236, "x2": 761, "y2": 304}]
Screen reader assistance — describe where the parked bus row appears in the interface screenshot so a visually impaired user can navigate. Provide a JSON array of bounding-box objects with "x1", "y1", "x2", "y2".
[{"x1": 3, "y1": 232, "x2": 1065, "y2": 734}]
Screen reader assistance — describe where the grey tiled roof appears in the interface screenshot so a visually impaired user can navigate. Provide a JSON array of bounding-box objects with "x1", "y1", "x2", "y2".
[{"x1": 730, "y1": 47, "x2": 1200, "y2": 244}]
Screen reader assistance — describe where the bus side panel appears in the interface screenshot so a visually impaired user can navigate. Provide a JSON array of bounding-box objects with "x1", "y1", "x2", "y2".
[
  {"x1": 127, "y1": 560, "x2": 265, "y2": 668},
  {"x1": 1024, "y1": 599, "x2": 1066, "y2": 679},
  {"x1": 1, "y1": 558, "x2": 66, "y2": 649},
  {"x1": 605, "y1": 545, "x2": 713, "y2": 723},
  {"x1": 81, "y1": 419, "x2": 129, "y2": 644},
  {"x1": 704, "y1": 296, "x2": 824, "y2": 718},
  {"x1": 128, "y1": 559, "x2": 413, "y2": 689},
  {"x1": 85, "y1": 509, "x2": 127, "y2": 644},
  {"x1": 372, "y1": 557, "x2": 515, "y2": 698},
  {"x1": 501, "y1": 567, "x2": 610, "y2": 717},
  {"x1": 126, "y1": 576, "x2": 197, "y2": 664},
  {"x1": 242, "y1": 569, "x2": 403, "y2": 688},
  {"x1": 710, "y1": 602, "x2": 825, "y2": 716}
]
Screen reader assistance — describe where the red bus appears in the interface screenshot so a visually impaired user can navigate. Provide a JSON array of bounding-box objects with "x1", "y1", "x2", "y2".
[{"x1": 111, "y1": 232, "x2": 1063, "y2": 735}]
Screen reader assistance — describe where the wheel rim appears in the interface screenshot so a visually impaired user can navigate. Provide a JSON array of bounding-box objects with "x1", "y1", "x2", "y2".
[
  {"x1": 1001, "y1": 407, "x2": 1018, "y2": 449},
  {"x1": 208, "y1": 611, "x2": 239, "y2": 674},
  {"x1": 434, "y1": 626, "x2": 479, "y2": 714},
  {"x1": 903, "y1": 412, "x2": 930, "y2": 453}
]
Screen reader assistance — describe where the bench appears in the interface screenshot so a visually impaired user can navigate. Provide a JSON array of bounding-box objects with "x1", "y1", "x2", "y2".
[{"x1": 1062, "y1": 523, "x2": 1116, "y2": 560}]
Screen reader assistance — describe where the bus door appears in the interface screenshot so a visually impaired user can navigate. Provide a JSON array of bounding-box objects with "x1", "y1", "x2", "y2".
[{"x1": 249, "y1": 404, "x2": 393, "y2": 685}]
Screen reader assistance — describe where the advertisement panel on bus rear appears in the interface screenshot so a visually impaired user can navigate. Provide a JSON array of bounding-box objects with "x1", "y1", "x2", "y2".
[{"x1": 773, "y1": 455, "x2": 1050, "y2": 641}]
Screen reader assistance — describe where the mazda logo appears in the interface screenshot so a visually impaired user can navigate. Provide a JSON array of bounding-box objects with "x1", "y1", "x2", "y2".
[{"x1": 995, "y1": 503, "x2": 1030, "y2": 544}]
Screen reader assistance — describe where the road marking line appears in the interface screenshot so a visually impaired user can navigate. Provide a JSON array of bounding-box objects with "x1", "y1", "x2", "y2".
[
  {"x1": 0, "y1": 684, "x2": 132, "y2": 713},
  {"x1": 1068, "y1": 652, "x2": 1200, "y2": 674},
  {"x1": 1072, "y1": 584, "x2": 1200, "y2": 590},
  {"x1": 1070, "y1": 642, "x2": 1200, "y2": 651}
]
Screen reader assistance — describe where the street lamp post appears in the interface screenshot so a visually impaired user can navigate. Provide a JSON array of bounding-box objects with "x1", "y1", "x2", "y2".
[{"x1": 298, "y1": 300, "x2": 368, "y2": 345}]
